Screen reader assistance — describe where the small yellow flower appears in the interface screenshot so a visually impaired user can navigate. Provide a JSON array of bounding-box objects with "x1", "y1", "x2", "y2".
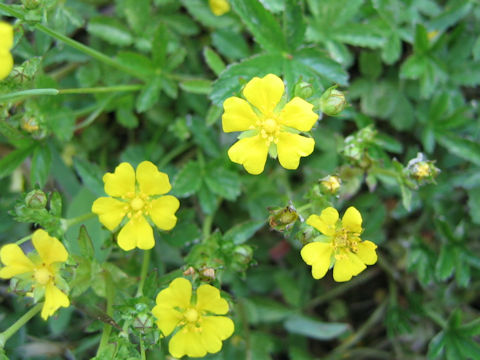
[
  {"x1": 92, "y1": 161, "x2": 180, "y2": 251},
  {"x1": 222, "y1": 74, "x2": 318, "y2": 174},
  {"x1": 301, "y1": 207, "x2": 377, "y2": 282},
  {"x1": 152, "y1": 277, "x2": 234, "y2": 358},
  {"x1": 0, "y1": 21, "x2": 14, "y2": 80},
  {"x1": 209, "y1": 0, "x2": 230, "y2": 16},
  {"x1": 0, "y1": 229, "x2": 70, "y2": 320},
  {"x1": 320, "y1": 175, "x2": 341, "y2": 194},
  {"x1": 413, "y1": 163, "x2": 430, "y2": 178}
]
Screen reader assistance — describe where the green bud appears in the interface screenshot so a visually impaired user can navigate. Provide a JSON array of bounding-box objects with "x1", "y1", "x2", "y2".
[
  {"x1": 233, "y1": 245, "x2": 253, "y2": 265},
  {"x1": 320, "y1": 175, "x2": 341, "y2": 194},
  {"x1": 293, "y1": 81, "x2": 313, "y2": 99},
  {"x1": 406, "y1": 153, "x2": 440, "y2": 181},
  {"x1": 22, "y1": 0, "x2": 42, "y2": 10},
  {"x1": 320, "y1": 86, "x2": 347, "y2": 116},
  {"x1": 25, "y1": 189, "x2": 47, "y2": 209},
  {"x1": 268, "y1": 205, "x2": 298, "y2": 232}
]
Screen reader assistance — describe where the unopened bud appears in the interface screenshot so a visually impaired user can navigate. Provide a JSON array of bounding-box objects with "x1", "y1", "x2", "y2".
[
  {"x1": 320, "y1": 175, "x2": 341, "y2": 194},
  {"x1": 294, "y1": 81, "x2": 313, "y2": 99},
  {"x1": 319, "y1": 86, "x2": 347, "y2": 116},
  {"x1": 183, "y1": 266, "x2": 195, "y2": 276},
  {"x1": 201, "y1": 268, "x2": 215, "y2": 280},
  {"x1": 406, "y1": 153, "x2": 440, "y2": 181},
  {"x1": 233, "y1": 245, "x2": 253, "y2": 265},
  {"x1": 21, "y1": 117, "x2": 39, "y2": 133},
  {"x1": 25, "y1": 189, "x2": 47, "y2": 209},
  {"x1": 268, "y1": 205, "x2": 298, "y2": 232}
]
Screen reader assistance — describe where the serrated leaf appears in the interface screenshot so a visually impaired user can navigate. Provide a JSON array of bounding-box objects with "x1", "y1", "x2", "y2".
[
  {"x1": 179, "y1": 79, "x2": 212, "y2": 95},
  {"x1": 435, "y1": 244, "x2": 456, "y2": 281},
  {"x1": 436, "y1": 132, "x2": 480, "y2": 166},
  {"x1": 284, "y1": 0, "x2": 305, "y2": 50},
  {"x1": 293, "y1": 47, "x2": 348, "y2": 85},
  {"x1": 224, "y1": 219, "x2": 264, "y2": 245},
  {"x1": 0, "y1": 143, "x2": 35, "y2": 180},
  {"x1": 204, "y1": 165, "x2": 241, "y2": 200},
  {"x1": 136, "y1": 77, "x2": 162, "y2": 113},
  {"x1": 400, "y1": 55, "x2": 427, "y2": 79},
  {"x1": 334, "y1": 24, "x2": 385, "y2": 48},
  {"x1": 284, "y1": 315, "x2": 349, "y2": 340},
  {"x1": 87, "y1": 16, "x2": 133, "y2": 46},
  {"x1": 78, "y1": 225, "x2": 95, "y2": 258},
  {"x1": 172, "y1": 161, "x2": 203, "y2": 198},
  {"x1": 31, "y1": 144, "x2": 52, "y2": 188},
  {"x1": 73, "y1": 157, "x2": 105, "y2": 197},
  {"x1": 212, "y1": 28, "x2": 250, "y2": 60},
  {"x1": 203, "y1": 46, "x2": 226, "y2": 76},
  {"x1": 198, "y1": 182, "x2": 217, "y2": 214}
]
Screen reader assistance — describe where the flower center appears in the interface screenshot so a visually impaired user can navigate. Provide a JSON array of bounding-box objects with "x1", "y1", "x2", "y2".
[
  {"x1": 257, "y1": 118, "x2": 280, "y2": 145},
  {"x1": 130, "y1": 197, "x2": 144, "y2": 211},
  {"x1": 34, "y1": 267, "x2": 52, "y2": 285},
  {"x1": 263, "y1": 118, "x2": 278, "y2": 134},
  {"x1": 333, "y1": 228, "x2": 359, "y2": 253},
  {"x1": 184, "y1": 308, "x2": 199, "y2": 323}
]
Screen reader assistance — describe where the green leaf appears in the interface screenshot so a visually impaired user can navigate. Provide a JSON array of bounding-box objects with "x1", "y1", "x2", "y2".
[
  {"x1": 382, "y1": 32, "x2": 402, "y2": 64},
  {"x1": 136, "y1": 77, "x2": 162, "y2": 113},
  {"x1": 467, "y1": 187, "x2": 480, "y2": 225},
  {"x1": 172, "y1": 161, "x2": 203, "y2": 198},
  {"x1": 428, "y1": 2, "x2": 472, "y2": 32},
  {"x1": 212, "y1": 28, "x2": 250, "y2": 61},
  {"x1": 436, "y1": 132, "x2": 480, "y2": 166},
  {"x1": 0, "y1": 143, "x2": 35, "y2": 180},
  {"x1": 428, "y1": 331, "x2": 445, "y2": 359},
  {"x1": 473, "y1": 36, "x2": 480, "y2": 61},
  {"x1": 435, "y1": 244, "x2": 456, "y2": 281},
  {"x1": 188, "y1": 117, "x2": 221, "y2": 157},
  {"x1": 400, "y1": 55, "x2": 427, "y2": 79},
  {"x1": 414, "y1": 24, "x2": 429, "y2": 54},
  {"x1": 333, "y1": 24, "x2": 385, "y2": 48},
  {"x1": 400, "y1": 185, "x2": 412, "y2": 211},
  {"x1": 73, "y1": 157, "x2": 105, "y2": 197},
  {"x1": 204, "y1": 164, "x2": 241, "y2": 200},
  {"x1": 152, "y1": 24, "x2": 168, "y2": 68},
  {"x1": 203, "y1": 46, "x2": 226, "y2": 76},
  {"x1": 121, "y1": 0, "x2": 150, "y2": 33},
  {"x1": 48, "y1": 109, "x2": 76, "y2": 142},
  {"x1": 229, "y1": 0, "x2": 286, "y2": 52},
  {"x1": 284, "y1": 315, "x2": 349, "y2": 340},
  {"x1": 87, "y1": 16, "x2": 133, "y2": 46},
  {"x1": 223, "y1": 219, "x2": 265, "y2": 245},
  {"x1": 31, "y1": 144, "x2": 52, "y2": 188},
  {"x1": 206, "y1": 104, "x2": 223, "y2": 126},
  {"x1": 284, "y1": 0, "x2": 305, "y2": 50},
  {"x1": 117, "y1": 52, "x2": 155, "y2": 79},
  {"x1": 198, "y1": 182, "x2": 217, "y2": 214},
  {"x1": 116, "y1": 107, "x2": 139, "y2": 129},
  {"x1": 179, "y1": 79, "x2": 212, "y2": 95},
  {"x1": 77, "y1": 225, "x2": 95, "y2": 258}
]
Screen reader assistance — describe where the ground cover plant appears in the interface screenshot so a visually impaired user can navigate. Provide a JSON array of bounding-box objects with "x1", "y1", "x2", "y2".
[{"x1": 0, "y1": 0, "x2": 479, "y2": 359}]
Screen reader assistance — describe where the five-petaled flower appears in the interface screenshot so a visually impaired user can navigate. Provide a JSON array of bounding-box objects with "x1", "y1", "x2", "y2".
[
  {"x1": 301, "y1": 207, "x2": 377, "y2": 282},
  {"x1": 92, "y1": 161, "x2": 180, "y2": 251},
  {"x1": 0, "y1": 229, "x2": 70, "y2": 319},
  {"x1": 209, "y1": 0, "x2": 230, "y2": 16},
  {"x1": 0, "y1": 21, "x2": 14, "y2": 80},
  {"x1": 152, "y1": 277, "x2": 234, "y2": 358},
  {"x1": 222, "y1": 74, "x2": 318, "y2": 174}
]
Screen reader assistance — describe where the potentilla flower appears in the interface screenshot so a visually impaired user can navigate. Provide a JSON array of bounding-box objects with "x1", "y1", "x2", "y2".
[
  {"x1": 152, "y1": 277, "x2": 234, "y2": 358},
  {"x1": 301, "y1": 207, "x2": 377, "y2": 282},
  {"x1": 0, "y1": 229, "x2": 70, "y2": 320},
  {"x1": 92, "y1": 161, "x2": 180, "y2": 251},
  {"x1": 0, "y1": 21, "x2": 14, "y2": 80},
  {"x1": 222, "y1": 74, "x2": 318, "y2": 175},
  {"x1": 209, "y1": 0, "x2": 230, "y2": 16}
]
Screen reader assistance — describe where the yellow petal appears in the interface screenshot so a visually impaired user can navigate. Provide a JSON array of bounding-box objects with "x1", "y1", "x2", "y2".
[
  {"x1": 227, "y1": 135, "x2": 269, "y2": 175},
  {"x1": 276, "y1": 132, "x2": 314, "y2": 170},
  {"x1": 155, "y1": 277, "x2": 192, "y2": 311},
  {"x1": 41, "y1": 282, "x2": 70, "y2": 320},
  {"x1": 91, "y1": 197, "x2": 126, "y2": 231},
  {"x1": 169, "y1": 328, "x2": 207, "y2": 358},
  {"x1": 136, "y1": 161, "x2": 171, "y2": 196},
  {"x1": 278, "y1": 97, "x2": 318, "y2": 131},
  {"x1": 342, "y1": 206, "x2": 363, "y2": 233},
  {"x1": 202, "y1": 316, "x2": 235, "y2": 343},
  {"x1": 209, "y1": 0, "x2": 230, "y2": 16},
  {"x1": 306, "y1": 207, "x2": 339, "y2": 236},
  {"x1": 222, "y1": 97, "x2": 259, "y2": 133},
  {"x1": 0, "y1": 22, "x2": 13, "y2": 50},
  {"x1": 196, "y1": 284, "x2": 229, "y2": 315},
  {"x1": 356, "y1": 240, "x2": 378, "y2": 265},
  {"x1": 152, "y1": 305, "x2": 183, "y2": 336},
  {"x1": 333, "y1": 252, "x2": 366, "y2": 282},
  {"x1": 32, "y1": 230, "x2": 68, "y2": 265},
  {"x1": 117, "y1": 216, "x2": 154, "y2": 251},
  {"x1": 103, "y1": 162, "x2": 135, "y2": 197},
  {"x1": 0, "y1": 50, "x2": 13, "y2": 81},
  {"x1": 300, "y1": 242, "x2": 333, "y2": 279},
  {"x1": 149, "y1": 195, "x2": 180, "y2": 231},
  {"x1": 242, "y1": 74, "x2": 284, "y2": 115},
  {"x1": 0, "y1": 244, "x2": 35, "y2": 278}
]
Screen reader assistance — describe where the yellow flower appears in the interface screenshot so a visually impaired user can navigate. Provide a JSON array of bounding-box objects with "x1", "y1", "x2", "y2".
[
  {"x1": 320, "y1": 175, "x2": 341, "y2": 194},
  {"x1": 92, "y1": 161, "x2": 180, "y2": 251},
  {"x1": 301, "y1": 207, "x2": 377, "y2": 282},
  {"x1": 222, "y1": 74, "x2": 318, "y2": 175},
  {"x1": 152, "y1": 277, "x2": 234, "y2": 358},
  {"x1": 209, "y1": 0, "x2": 230, "y2": 16},
  {"x1": 0, "y1": 21, "x2": 14, "y2": 80},
  {"x1": 0, "y1": 229, "x2": 70, "y2": 320}
]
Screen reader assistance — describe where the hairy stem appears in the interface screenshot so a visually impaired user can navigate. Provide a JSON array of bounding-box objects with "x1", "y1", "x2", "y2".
[{"x1": 0, "y1": 303, "x2": 43, "y2": 348}]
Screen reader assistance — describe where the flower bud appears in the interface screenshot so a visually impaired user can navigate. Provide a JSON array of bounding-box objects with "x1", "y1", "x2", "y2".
[
  {"x1": 25, "y1": 189, "x2": 47, "y2": 209},
  {"x1": 21, "y1": 117, "x2": 39, "y2": 133},
  {"x1": 183, "y1": 266, "x2": 195, "y2": 276},
  {"x1": 294, "y1": 81, "x2": 313, "y2": 99},
  {"x1": 319, "y1": 86, "x2": 347, "y2": 116},
  {"x1": 320, "y1": 175, "x2": 341, "y2": 194},
  {"x1": 268, "y1": 205, "x2": 298, "y2": 232},
  {"x1": 201, "y1": 268, "x2": 215, "y2": 280},
  {"x1": 233, "y1": 245, "x2": 253, "y2": 265},
  {"x1": 406, "y1": 153, "x2": 440, "y2": 181}
]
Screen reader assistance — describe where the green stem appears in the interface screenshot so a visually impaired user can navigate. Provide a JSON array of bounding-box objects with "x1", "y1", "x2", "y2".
[
  {"x1": 136, "y1": 250, "x2": 151, "y2": 297},
  {"x1": 64, "y1": 212, "x2": 96, "y2": 228},
  {"x1": 0, "y1": 303, "x2": 43, "y2": 348},
  {"x1": 202, "y1": 214, "x2": 214, "y2": 239},
  {"x1": 0, "y1": 3, "x2": 144, "y2": 80},
  {"x1": 424, "y1": 308, "x2": 447, "y2": 329},
  {"x1": 74, "y1": 94, "x2": 115, "y2": 131},
  {"x1": 59, "y1": 85, "x2": 142, "y2": 95},
  {"x1": 140, "y1": 337, "x2": 147, "y2": 360},
  {"x1": 0, "y1": 88, "x2": 59, "y2": 102},
  {"x1": 16, "y1": 234, "x2": 32, "y2": 245},
  {"x1": 97, "y1": 271, "x2": 114, "y2": 355},
  {"x1": 158, "y1": 142, "x2": 192, "y2": 168}
]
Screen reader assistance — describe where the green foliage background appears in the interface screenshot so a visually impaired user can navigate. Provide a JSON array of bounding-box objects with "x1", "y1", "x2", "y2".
[{"x1": 0, "y1": 0, "x2": 480, "y2": 359}]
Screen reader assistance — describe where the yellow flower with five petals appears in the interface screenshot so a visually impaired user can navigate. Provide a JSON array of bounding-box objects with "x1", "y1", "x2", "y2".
[
  {"x1": 92, "y1": 161, "x2": 180, "y2": 251},
  {"x1": 152, "y1": 277, "x2": 234, "y2": 358},
  {"x1": 222, "y1": 74, "x2": 318, "y2": 174},
  {"x1": 301, "y1": 207, "x2": 377, "y2": 282},
  {"x1": 0, "y1": 21, "x2": 14, "y2": 80},
  {"x1": 0, "y1": 229, "x2": 70, "y2": 320}
]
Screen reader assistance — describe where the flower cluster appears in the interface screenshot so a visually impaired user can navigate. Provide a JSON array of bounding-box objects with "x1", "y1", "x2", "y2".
[
  {"x1": 0, "y1": 22, "x2": 14, "y2": 80},
  {"x1": 92, "y1": 161, "x2": 180, "y2": 251},
  {"x1": 222, "y1": 74, "x2": 318, "y2": 174},
  {"x1": 301, "y1": 207, "x2": 378, "y2": 282},
  {"x1": 152, "y1": 277, "x2": 234, "y2": 358},
  {"x1": 0, "y1": 229, "x2": 70, "y2": 319}
]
